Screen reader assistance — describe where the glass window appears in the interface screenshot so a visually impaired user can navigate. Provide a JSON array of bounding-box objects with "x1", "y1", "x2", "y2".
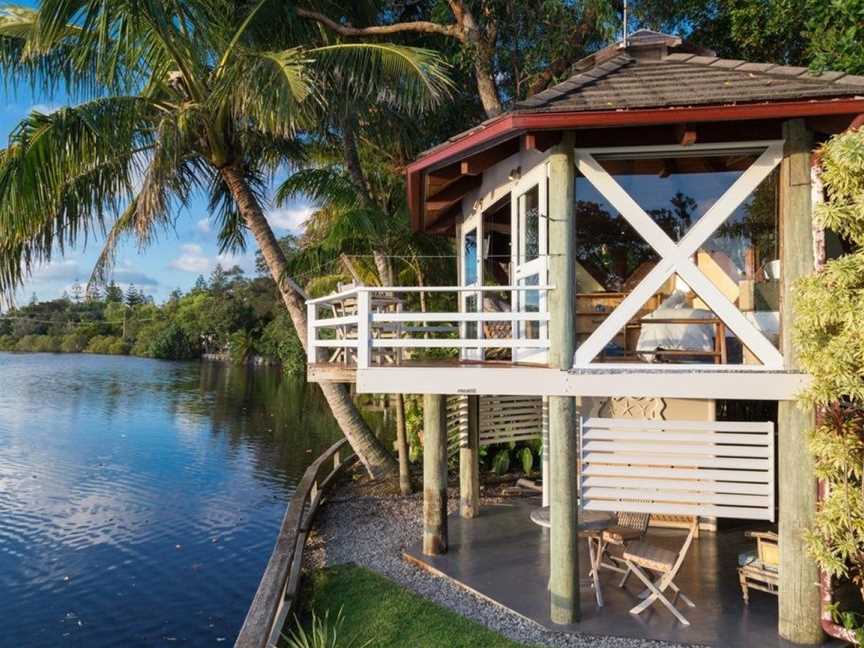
[
  {"x1": 574, "y1": 150, "x2": 781, "y2": 366},
  {"x1": 464, "y1": 228, "x2": 478, "y2": 285},
  {"x1": 520, "y1": 275, "x2": 540, "y2": 340},
  {"x1": 522, "y1": 187, "x2": 540, "y2": 264}
]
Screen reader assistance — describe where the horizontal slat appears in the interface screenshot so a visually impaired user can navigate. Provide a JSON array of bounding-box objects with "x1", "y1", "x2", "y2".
[
  {"x1": 312, "y1": 339, "x2": 359, "y2": 349},
  {"x1": 583, "y1": 452, "x2": 769, "y2": 470},
  {"x1": 583, "y1": 500, "x2": 774, "y2": 521},
  {"x1": 581, "y1": 464, "x2": 771, "y2": 483},
  {"x1": 582, "y1": 441, "x2": 771, "y2": 458},
  {"x1": 583, "y1": 487, "x2": 771, "y2": 507},
  {"x1": 373, "y1": 338, "x2": 550, "y2": 349},
  {"x1": 313, "y1": 315, "x2": 359, "y2": 328},
  {"x1": 373, "y1": 312, "x2": 550, "y2": 323},
  {"x1": 582, "y1": 430, "x2": 771, "y2": 445},
  {"x1": 583, "y1": 417, "x2": 773, "y2": 433},
  {"x1": 581, "y1": 476, "x2": 771, "y2": 495},
  {"x1": 306, "y1": 285, "x2": 556, "y2": 304}
]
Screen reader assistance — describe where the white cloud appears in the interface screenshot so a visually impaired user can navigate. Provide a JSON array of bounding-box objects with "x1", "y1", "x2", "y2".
[
  {"x1": 168, "y1": 243, "x2": 212, "y2": 273},
  {"x1": 217, "y1": 251, "x2": 256, "y2": 274},
  {"x1": 196, "y1": 218, "x2": 211, "y2": 234},
  {"x1": 266, "y1": 205, "x2": 314, "y2": 233},
  {"x1": 31, "y1": 259, "x2": 80, "y2": 281}
]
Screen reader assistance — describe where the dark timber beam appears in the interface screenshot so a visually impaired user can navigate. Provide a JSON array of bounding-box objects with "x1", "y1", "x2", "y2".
[
  {"x1": 522, "y1": 131, "x2": 563, "y2": 152},
  {"x1": 425, "y1": 174, "x2": 482, "y2": 212},
  {"x1": 777, "y1": 118, "x2": 823, "y2": 645},
  {"x1": 423, "y1": 393, "x2": 448, "y2": 555},
  {"x1": 460, "y1": 139, "x2": 520, "y2": 175}
]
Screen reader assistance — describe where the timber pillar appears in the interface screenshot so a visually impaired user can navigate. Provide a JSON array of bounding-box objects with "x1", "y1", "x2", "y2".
[
  {"x1": 547, "y1": 133, "x2": 580, "y2": 624},
  {"x1": 778, "y1": 119, "x2": 823, "y2": 644},
  {"x1": 423, "y1": 393, "x2": 448, "y2": 555},
  {"x1": 460, "y1": 395, "x2": 480, "y2": 518}
]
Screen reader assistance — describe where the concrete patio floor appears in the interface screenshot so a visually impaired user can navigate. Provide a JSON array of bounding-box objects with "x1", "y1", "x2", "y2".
[{"x1": 404, "y1": 499, "x2": 840, "y2": 648}]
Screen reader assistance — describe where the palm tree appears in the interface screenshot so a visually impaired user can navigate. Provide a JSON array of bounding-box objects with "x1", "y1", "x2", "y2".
[{"x1": 0, "y1": 0, "x2": 451, "y2": 480}]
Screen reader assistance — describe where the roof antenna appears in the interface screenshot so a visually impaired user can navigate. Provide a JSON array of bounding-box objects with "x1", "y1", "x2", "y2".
[{"x1": 622, "y1": 0, "x2": 629, "y2": 48}]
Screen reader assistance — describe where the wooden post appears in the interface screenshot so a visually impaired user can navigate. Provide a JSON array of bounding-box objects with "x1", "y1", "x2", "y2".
[
  {"x1": 547, "y1": 132, "x2": 579, "y2": 625},
  {"x1": 423, "y1": 393, "x2": 448, "y2": 555},
  {"x1": 778, "y1": 119, "x2": 823, "y2": 645},
  {"x1": 460, "y1": 395, "x2": 480, "y2": 518}
]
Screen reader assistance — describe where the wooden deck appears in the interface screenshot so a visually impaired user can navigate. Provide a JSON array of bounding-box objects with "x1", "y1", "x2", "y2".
[
  {"x1": 307, "y1": 360, "x2": 551, "y2": 384},
  {"x1": 403, "y1": 500, "x2": 842, "y2": 648}
]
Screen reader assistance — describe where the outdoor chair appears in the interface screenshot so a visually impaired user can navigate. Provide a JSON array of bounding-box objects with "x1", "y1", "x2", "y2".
[
  {"x1": 620, "y1": 519, "x2": 698, "y2": 626},
  {"x1": 737, "y1": 530, "x2": 779, "y2": 603},
  {"x1": 586, "y1": 510, "x2": 652, "y2": 579}
]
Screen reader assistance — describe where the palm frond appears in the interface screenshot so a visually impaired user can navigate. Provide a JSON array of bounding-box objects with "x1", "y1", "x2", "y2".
[{"x1": 310, "y1": 43, "x2": 453, "y2": 113}]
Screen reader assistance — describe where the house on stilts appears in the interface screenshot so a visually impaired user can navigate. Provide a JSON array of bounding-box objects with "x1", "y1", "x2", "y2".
[{"x1": 306, "y1": 30, "x2": 864, "y2": 647}]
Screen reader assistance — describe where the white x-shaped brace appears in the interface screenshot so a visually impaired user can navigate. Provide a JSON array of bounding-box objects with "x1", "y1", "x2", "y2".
[{"x1": 572, "y1": 141, "x2": 785, "y2": 369}]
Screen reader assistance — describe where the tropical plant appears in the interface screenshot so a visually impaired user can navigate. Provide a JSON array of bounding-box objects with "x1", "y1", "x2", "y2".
[
  {"x1": 795, "y1": 129, "x2": 864, "y2": 629},
  {"x1": 283, "y1": 608, "x2": 371, "y2": 648},
  {"x1": 0, "y1": 0, "x2": 451, "y2": 480}
]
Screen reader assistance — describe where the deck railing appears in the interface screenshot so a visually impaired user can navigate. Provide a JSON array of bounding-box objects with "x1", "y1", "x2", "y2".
[
  {"x1": 234, "y1": 438, "x2": 357, "y2": 648},
  {"x1": 306, "y1": 286, "x2": 553, "y2": 369}
]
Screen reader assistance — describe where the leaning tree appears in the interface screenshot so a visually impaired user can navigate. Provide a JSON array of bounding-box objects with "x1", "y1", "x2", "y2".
[{"x1": 0, "y1": 0, "x2": 451, "y2": 479}]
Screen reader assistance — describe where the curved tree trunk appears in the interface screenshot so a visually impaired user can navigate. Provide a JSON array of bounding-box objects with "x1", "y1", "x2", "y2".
[{"x1": 221, "y1": 163, "x2": 399, "y2": 480}]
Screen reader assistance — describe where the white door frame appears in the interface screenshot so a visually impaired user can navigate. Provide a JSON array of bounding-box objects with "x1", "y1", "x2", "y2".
[
  {"x1": 572, "y1": 140, "x2": 785, "y2": 369},
  {"x1": 511, "y1": 162, "x2": 549, "y2": 363}
]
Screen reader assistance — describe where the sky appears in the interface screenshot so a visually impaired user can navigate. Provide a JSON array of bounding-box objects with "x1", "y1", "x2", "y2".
[{"x1": 1, "y1": 81, "x2": 315, "y2": 305}]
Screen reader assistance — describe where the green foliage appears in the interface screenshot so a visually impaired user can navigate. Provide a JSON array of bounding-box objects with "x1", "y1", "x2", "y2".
[
  {"x1": 302, "y1": 564, "x2": 536, "y2": 648},
  {"x1": 145, "y1": 323, "x2": 198, "y2": 360},
  {"x1": 284, "y1": 608, "x2": 370, "y2": 648},
  {"x1": 795, "y1": 130, "x2": 864, "y2": 626},
  {"x1": 229, "y1": 329, "x2": 255, "y2": 364},
  {"x1": 518, "y1": 446, "x2": 534, "y2": 474},
  {"x1": 491, "y1": 448, "x2": 511, "y2": 475}
]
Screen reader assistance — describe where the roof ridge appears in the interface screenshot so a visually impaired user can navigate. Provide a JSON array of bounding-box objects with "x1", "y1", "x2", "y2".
[{"x1": 664, "y1": 52, "x2": 864, "y2": 89}]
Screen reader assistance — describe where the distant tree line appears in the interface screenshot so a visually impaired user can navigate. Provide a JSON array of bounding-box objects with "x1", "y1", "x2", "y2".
[{"x1": 0, "y1": 264, "x2": 304, "y2": 369}]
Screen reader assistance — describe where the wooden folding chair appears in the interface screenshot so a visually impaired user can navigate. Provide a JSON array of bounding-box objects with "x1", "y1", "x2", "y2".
[
  {"x1": 620, "y1": 518, "x2": 698, "y2": 626},
  {"x1": 586, "y1": 510, "x2": 652, "y2": 579}
]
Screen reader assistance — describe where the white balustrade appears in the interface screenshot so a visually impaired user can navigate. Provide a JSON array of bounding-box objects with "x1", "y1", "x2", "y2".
[{"x1": 306, "y1": 286, "x2": 553, "y2": 369}]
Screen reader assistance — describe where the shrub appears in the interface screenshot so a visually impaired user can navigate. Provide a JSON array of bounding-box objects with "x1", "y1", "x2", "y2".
[
  {"x1": 60, "y1": 333, "x2": 89, "y2": 353},
  {"x1": 145, "y1": 322, "x2": 198, "y2": 360},
  {"x1": 283, "y1": 609, "x2": 370, "y2": 648}
]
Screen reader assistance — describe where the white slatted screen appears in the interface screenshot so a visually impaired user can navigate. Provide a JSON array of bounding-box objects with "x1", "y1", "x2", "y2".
[
  {"x1": 448, "y1": 396, "x2": 543, "y2": 447},
  {"x1": 580, "y1": 417, "x2": 775, "y2": 522}
]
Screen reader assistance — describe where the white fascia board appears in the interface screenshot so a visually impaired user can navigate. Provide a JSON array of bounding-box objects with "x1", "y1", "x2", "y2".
[{"x1": 356, "y1": 367, "x2": 809, "y2": 400}]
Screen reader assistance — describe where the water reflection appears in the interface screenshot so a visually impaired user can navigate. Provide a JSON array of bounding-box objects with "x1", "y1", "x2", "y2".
[{"x1": 0, "y1": 353, "x2": 356, "y2": 647}]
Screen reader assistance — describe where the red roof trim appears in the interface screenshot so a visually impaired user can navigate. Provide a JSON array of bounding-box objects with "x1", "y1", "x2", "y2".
[{"x1": 407, "y1": 98, "x2": 864, "y2": 229}]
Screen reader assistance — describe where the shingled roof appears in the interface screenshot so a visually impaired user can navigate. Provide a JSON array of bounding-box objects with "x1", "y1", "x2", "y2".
[
  {"x1": 516, "y1": 30, "x2": 864, "y2": 113},
  {"x1": 406, "y1": 29, "x2": 864, "y2": 231}
]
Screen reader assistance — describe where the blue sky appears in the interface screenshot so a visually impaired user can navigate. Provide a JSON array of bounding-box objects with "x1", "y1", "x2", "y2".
[{"x1": 1, "y1": 86, "x2": 314, "y2": 305}]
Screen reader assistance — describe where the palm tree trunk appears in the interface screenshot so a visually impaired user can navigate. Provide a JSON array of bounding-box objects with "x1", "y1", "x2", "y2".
[{"x1": 220, "y1": 163, "x2": 398, "y2": 480}]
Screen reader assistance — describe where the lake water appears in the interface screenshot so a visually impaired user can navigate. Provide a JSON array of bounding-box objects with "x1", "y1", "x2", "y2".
[{"x1": 0, "y1": 353, "x2": 352, "y2": 647}]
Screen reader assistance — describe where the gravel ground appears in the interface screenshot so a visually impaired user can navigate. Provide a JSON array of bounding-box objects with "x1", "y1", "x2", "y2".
[{"x1": 304, "y1": 482, "x2": 697, "y2": 648}]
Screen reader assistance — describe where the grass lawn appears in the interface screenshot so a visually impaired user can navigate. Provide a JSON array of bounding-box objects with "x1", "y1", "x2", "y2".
[{"x1": 296, "y1": 563, "x2": 536, "y2": 648}]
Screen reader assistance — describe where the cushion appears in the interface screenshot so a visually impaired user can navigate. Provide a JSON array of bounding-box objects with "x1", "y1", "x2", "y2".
[{"x1": 738, "y1": 549, "x2": 757, "y2": 567}]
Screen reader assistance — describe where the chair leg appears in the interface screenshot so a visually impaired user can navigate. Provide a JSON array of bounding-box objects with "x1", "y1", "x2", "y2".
[
  {"x1": 586, "y1": 536, "x2": 604, "y2": 607},
  {"x1": 667, "y1": 580, "x2": 695, "y2": 608},
  {"x1": 625, "y1": 561, "x2": 690, "y2": 626},
  {"x1": 739, "y1": 571, "x2": 750, "y2": 604},
  {"x1": 618, "y1": 564, "x2": 632, "y2": 588}
]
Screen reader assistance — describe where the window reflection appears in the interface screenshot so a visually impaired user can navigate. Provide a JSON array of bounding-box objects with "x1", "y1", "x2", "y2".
[{"x1": 574, "y1": 151, "x2": 781, "y2": 365}]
